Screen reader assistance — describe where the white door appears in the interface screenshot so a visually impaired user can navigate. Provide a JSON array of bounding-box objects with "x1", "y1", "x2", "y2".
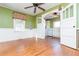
[{"x1": 60, "y1": 4, "x2": 77, "y2": 49}]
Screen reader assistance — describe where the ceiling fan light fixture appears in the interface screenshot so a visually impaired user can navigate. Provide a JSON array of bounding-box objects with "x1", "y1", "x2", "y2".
[
  {"x1": 24, "y1": 3, "x2": 45, "y2": 13},
  {"x1": 53, "y1": 12, "x2": 57, "y2": 15}
]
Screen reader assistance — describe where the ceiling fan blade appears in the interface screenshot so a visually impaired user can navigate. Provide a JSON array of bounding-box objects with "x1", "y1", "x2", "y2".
[
  {"x1": 34, "y1": 7, "x2": 36, "y2": 13},
  {"x1": 38, "y1": 6, "x2": 45, "y2": 11},
  {"x1": 37, "y1": 3, "x2": 44, "y2": 5},
  {"x1": 24, "y1": 6, "x2": 33, "y2": 9},
  {"x1": 32, "y1": 3, "x2": 44, "y2": 5}
]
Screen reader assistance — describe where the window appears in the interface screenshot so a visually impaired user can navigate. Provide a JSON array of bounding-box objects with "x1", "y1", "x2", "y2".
[
  {"x1": 14, "y1": 19, "x2": 25, "y2": 31},
  {"x1": 66, "y1": 8, "x2": 69, "y2": 18},
  {"x1": 63, "y1": 5, "x2": 74, "y2": 19},
  {"x1": 53, "y1": 21, "x2": 60, "y2": 28},
  {"x1": 63, "y1": 11, "x2": 66, "y2": 19},
  {"x1": 70, "y1": 5, "x2": 73, "y2": 17}
]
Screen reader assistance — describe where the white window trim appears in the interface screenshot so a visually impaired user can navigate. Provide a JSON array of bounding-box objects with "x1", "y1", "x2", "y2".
[{"x1": 13, "y1": 19, "x2": 25, "y2": 31}]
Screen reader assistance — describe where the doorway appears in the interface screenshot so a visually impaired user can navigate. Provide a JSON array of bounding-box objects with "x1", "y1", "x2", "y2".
[{"x1": 42, "y1": 9, "x2": 60, "y2": 39}]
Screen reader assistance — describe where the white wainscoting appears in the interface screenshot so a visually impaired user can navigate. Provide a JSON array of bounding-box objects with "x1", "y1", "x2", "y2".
[
  {"x1": 45, "y1": 28, "x2": 60, "y2": 37},
  {"x1": 37, "y1": 23, "x2": 45, "y2": 39},
  {"x1": 0, "y1": 28, "x2": 36, "y2": 42},
  {"x1": 53, "y1": 28, "x2": 60, "y2": 37},
  {"x1": 45, "y1": 28, "x2": 53, "y2": 36}
]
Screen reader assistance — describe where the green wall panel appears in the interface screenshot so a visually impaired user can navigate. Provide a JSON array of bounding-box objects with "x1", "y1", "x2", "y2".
[
  {"x1": 0, "y1": 7, "x2": 13, "y2": 28},
  {"x1": 46, "y1": 17, "x2": 60, "y2": 28},
  {"x1": 25, "y1": 16, "x2": 36, "y2": 28},
  {"x1": 77, "y1": 4, "x2": 79, "y2": 28},
  {"x1": 31, "y1": 16, "x2": 36, "y2": 28},
  {"x1": 50, "y1": 17, "x2": 60, "y2": 28}
]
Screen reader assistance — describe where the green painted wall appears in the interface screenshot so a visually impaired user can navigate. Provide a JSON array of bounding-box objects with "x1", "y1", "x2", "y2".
[
  {"x1": 46, "y1": 16, "x2": 60, "y2": 28},
  {"x1": 0, "y1": 6, "x2": 36, "y2": 28},
  {"x1": 77, "y1": 4, "x2": 79, "y2": 28},
  {"x1": 0, "y1": 7, "x2": 13, "y2": 28},
  {"x1": 76, "y1": 3, "x2": 79, "y2": 48},
  {"x1": 31, "y1": 16, "x2": 36, "y2": 28},
  {"x1": 25, "y1": 16, "x2": 36, "y2": 28},
  {"x1": 50, "y1": 17, "x2": 60, "y2": 28}
]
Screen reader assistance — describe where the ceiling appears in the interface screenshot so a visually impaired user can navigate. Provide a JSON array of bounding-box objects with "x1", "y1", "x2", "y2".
[
  {"x1": 0, "y1": 3, "x2": 59, "y2": 16},
  {"x1": 44, "y1": 9, "x2": 60, "y2": 20}
]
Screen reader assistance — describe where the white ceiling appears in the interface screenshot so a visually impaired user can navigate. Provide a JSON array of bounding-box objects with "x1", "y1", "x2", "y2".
[
  {"x1": 44, "y1": 13, "x2": 54, "y2": 19},
  {"x1": 0, "y1": 3, "x2": 59, "y2": 16},
  {"x1": 44, "y1": 9, "x2": 60, "y2": 19}
]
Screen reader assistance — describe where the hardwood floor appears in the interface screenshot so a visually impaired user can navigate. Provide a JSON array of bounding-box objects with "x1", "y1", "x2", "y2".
[{"x1": 0, "y1": 37, "x2": 79, "y2": 56}]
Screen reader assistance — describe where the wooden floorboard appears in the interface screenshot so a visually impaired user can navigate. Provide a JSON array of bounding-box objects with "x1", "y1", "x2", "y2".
[{"x1": 0, "y1": 37, "x2": 79, "y2": 56}]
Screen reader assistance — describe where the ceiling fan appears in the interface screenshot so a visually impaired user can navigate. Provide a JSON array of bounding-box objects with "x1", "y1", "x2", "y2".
[{"x1": 24, "y1": 3, "x2": 45, "y2": 13}]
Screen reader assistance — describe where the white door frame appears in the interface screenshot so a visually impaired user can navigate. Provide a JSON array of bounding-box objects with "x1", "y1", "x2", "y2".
[{"x1": 42, "y1": 8, "x2": 61, "y2": 37}]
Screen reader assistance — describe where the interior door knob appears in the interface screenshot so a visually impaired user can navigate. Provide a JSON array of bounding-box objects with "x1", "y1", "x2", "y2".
[{"x1": 73, "y1": 26, "x2": 75, "y2": 28}]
